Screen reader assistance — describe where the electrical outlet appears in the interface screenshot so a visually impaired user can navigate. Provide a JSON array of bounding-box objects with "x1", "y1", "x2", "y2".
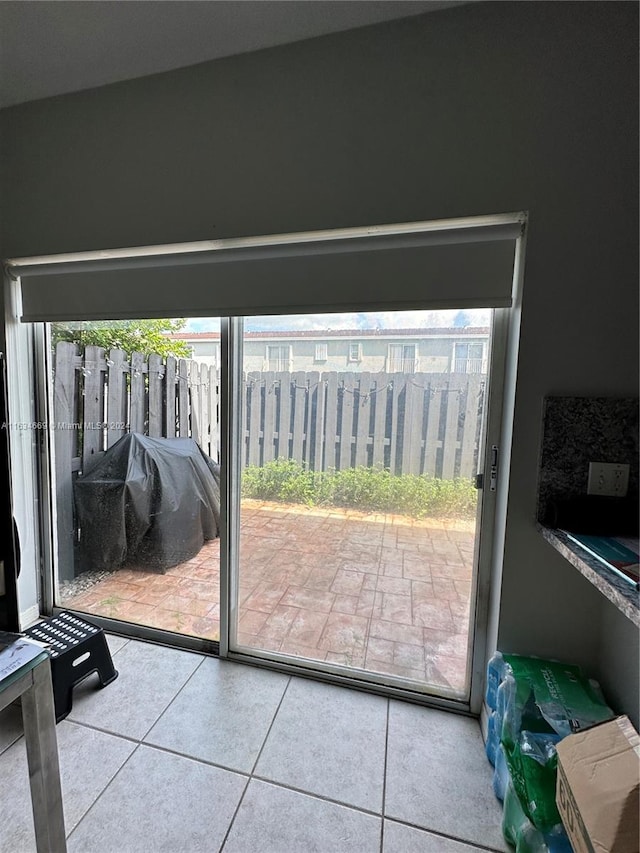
[{"x1": 587, "y1": 462, "x2": 630, "y2": 497}]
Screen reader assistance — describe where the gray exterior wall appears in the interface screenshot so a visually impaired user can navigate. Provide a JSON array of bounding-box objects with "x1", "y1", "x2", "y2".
[
  {"x1": 186, "y1": 333, "x2": 486, "y2": 374},
  {"x1": 1, "y1": 4, "x2": 637, "y2": 720}
]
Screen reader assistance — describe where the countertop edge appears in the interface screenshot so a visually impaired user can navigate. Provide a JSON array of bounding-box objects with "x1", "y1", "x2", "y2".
[{"x1": 538, "y1": 524, "x2": 640, "y2": 628}]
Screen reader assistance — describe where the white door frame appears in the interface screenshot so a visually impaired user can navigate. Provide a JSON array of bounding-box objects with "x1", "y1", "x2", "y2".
[
  {"x1": 10, "y1": 216, "x2": 526, "y2": 714},
  {"x1": 216, "y1": 230, "x2": 526, "y2": 713}
]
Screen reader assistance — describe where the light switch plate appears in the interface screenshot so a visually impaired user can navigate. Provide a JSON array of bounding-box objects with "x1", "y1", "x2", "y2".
[{"x1": 587, "y1": 462, "x2": 630, "y2": 497}]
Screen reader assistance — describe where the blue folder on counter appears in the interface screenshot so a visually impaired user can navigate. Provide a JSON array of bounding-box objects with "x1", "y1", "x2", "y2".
[{"x1": 565, "y1": 533, "x2": 639, "y2": 588}]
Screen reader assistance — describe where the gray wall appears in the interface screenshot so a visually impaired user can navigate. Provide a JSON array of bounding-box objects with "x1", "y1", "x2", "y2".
[{"x1": 1, "y1": 3, "x2": 638, "y2": 716}]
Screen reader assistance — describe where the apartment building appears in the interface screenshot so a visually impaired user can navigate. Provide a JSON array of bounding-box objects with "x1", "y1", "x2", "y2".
[{"x1": 169, "y1": 327, "x2": 489, "y2": 374}]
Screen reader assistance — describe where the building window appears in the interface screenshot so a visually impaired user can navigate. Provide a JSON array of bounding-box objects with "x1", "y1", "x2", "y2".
[
  {"x1": 388, "y1": 343, "x2": 417, "y2": 373},
  {"x1": 348, "y1": 342, "x2": 361, "y2": 362},
  {"x1": 314, "y1": 343, "x2": 328, "y2": 362},
  {"x1": 453, "y1": 342, "x2": 486, "y2": 373},
  {"x1": 267, "y1": 345, "x2": 291, "y2": 372}
]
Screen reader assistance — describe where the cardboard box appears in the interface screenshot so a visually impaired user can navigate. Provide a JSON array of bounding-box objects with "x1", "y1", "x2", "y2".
[{"x1": 556, "y1": 715, "x2": 640, "y2": 853}]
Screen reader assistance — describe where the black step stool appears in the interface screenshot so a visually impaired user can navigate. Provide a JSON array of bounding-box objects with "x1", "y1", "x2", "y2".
[{"x1": 24, "y1": 611, "x2": 118, "y2": 723}]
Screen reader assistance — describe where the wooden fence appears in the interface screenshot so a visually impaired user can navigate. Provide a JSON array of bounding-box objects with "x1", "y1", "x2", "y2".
[
  {"x1": 242, "y1": 370, "x2": 485, "y2": 478},
  {"x1": 53, "y1": 342, "x2": 485, "y2": 577}
]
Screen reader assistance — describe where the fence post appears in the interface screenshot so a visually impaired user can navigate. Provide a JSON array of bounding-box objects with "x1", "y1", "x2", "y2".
[
  {"x1": 129, "y1": 351, "x2": 146, "y2": 434},
  {"x1": 291, "y1": 371, "x2": 307, "y2": 465},
  {"x1": 442, "y1": 376, "x2": 464, "y2": 479},
  {"x1": 387, "y1": 374, "x2": 406, "y2": 474},
  {"x1": 323, "y1": 372, "x2": 338, "y2": 470},
  {"x1": 400, "y1": 376, "x2": 424, "y2": 476},
  {"x1": 459, "y1": 373, "x2": 483, "y2": 478},
  {"x1": 81, "y1": 345, "x2": 105, "y2": 473},
  {"x1": 262, "y1": 371, "x2": 277, "y2": 464},
  {"x1": 338, "y1": 373, "x2": 355, "y2": 470},
  {"x1": 312, "y1": 371, "x2": 326, "y2": 473},
  {"x1": 106, "y1": 348, "x2": 128, "y2": 447},
  {"x1": 199, "y1": 363, "x2": 210, "y2": 455},
  {"x1": 209, "y1": 366, "x2": 219, "y2": 461},
  {"x1": 189, "y1": 361, "x2": 201, "y2": 444},
  {"x1": 148, "y1": 354, "x2": 163, "y2": 437},
  {"x1": 423, "y1": 377, "x2": 442, "y2": 477},
  {"x1": 53, "y1": 341, "x2": 77, "y2": 581},
  {"x1": 354, "y1": 372, "x2": 371, "y2": 468},
  {"x1": 164, "y1": 356, "x2": 176, "y2": 437},
  {"x1": 304, "y1": 371, "x2": 320, "y2": 470},
  {"x1": 276, "y1": 372, "x2": 291, "y2": 460},
  {"x1": 372, "y1": 374, "x2": 389, "y2": 469},
  {"x1": 177, "y1": 359, "x2": 189, "y2": 437},
  {"x1": 247, "y1": 372, "x2": 261, "y2": 466}
]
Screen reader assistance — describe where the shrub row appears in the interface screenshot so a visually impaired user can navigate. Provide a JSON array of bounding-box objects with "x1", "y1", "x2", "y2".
[{"x1": 241, "y1": 459, "x2": 477, "y2": 519}]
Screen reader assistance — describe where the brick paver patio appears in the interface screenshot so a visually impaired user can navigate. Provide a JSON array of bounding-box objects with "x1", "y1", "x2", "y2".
[{"x1": 62, "y1": 500, "x2": 475, "y2": 695}]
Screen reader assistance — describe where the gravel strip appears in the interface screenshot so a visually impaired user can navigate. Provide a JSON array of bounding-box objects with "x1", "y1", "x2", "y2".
[{"x1": 59, "y1": 569, "x2": 117, "y2": 601}]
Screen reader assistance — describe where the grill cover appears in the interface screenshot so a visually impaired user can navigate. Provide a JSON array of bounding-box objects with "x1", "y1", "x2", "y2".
[{"x1": 75, "y1": 433, "x2": 220, "y2": 574}]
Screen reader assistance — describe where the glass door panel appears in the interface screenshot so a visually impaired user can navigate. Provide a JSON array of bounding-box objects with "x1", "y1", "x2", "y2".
[
  {"x1": 50, "y1": 318, "x2": 223, "y2": 643},
  {"x1": 233, "y1": 309, "x2": 492, "y2": 698}
]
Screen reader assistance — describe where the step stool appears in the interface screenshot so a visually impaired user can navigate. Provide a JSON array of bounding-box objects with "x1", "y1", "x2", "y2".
[{"x1": 24, "y1": 611, "x2": 118, "y2": 723}]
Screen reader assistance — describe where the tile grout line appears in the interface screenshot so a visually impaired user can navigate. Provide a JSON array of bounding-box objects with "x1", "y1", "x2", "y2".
[
  {"x1": 248, "y1": 674, "x2": 293, "y2": 776},
  {"x1": 0, "y1": 632, "x2": 125, "y2": 758},
  {"x1": 218, "y1": 674, "x2": 293, "y2": 851},
  {"x1": 67, "y1": 717, "x2": 256, "y2": 780},
  {"x1": 248, "y1": 774, "x2": 386, "y2": 820},
  {"x1": 65, "y1": 740, "x2": 144, "y2": 844},
  {"x1": 14, "y1": 633, "x2": 496, "y2": 851},
  {"x1": 137, "y1": 651, "x2": 209, "y2": 743},
  {"x1": 17, "y1": 666, "x2": 499, "y2": 851},
  {"x1": 383, "y1": 814, "x2": 506, "y2": 853},
  {"x1": 0, "y1": 637, "x2": 133, "y2": 755},
  {"x1": 64, "y1": 640, "x2": 199, "y2": 846},
  {"x1": 69, "y1": 641, "x2": 207, "y2": 749},
  {"x1": 65, "y1": 655, "x2": 283, "y2": 852},
  {"x1": 218, "y1": 774, "x2": 252, "y2": 853},
  {"x1": 64, "y1": 717, "x2": 144, "y2": 748}
]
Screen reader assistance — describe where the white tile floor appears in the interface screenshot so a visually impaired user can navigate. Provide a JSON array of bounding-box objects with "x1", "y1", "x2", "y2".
[{"x1": 0, "y1": 636, "x2": 507, "y2": 853}]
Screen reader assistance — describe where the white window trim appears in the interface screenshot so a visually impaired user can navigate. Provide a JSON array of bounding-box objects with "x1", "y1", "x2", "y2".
[
  {"x1": 387, "y1": 343, "x2": 417, "y2": 373},
  {"x1": 453, "y1": 341, "x2": 487, "y2": 374},
  {"x1": 314, "y1": 343, "x2": 328, "y2": 362},
  {"x1": 348, "y1": 342, "x2": 362, "y2": 362},
  {"x1": 266, "y1": 344, "x2": 292, "y2": 372},
  {"x1": 3, "y1": 278, "x2": 42, "y2": 628}
]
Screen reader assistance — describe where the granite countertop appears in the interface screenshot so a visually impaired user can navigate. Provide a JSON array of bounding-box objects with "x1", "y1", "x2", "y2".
[{"x1": 538, "y1": 525, "x2": 640, "y2": 627}]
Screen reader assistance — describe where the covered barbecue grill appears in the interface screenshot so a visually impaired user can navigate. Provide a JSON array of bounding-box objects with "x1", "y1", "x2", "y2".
[{"x1": 74, "y1": 433, "x2": 220, "y2": 574}]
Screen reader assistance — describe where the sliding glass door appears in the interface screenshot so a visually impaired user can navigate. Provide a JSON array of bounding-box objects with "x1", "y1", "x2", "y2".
[
  {"x1": 11, "y1": 214, "x2": 523, "y2": 706},
  {"x1": 41, "y1": 306, "x2": 503, "y2": 702},
  {"x1": 227, "y1": 309, "x2": 498, "y2": 700},
  {"x1": 50, "y1": 318, "x2": 223, "y2": 645}
]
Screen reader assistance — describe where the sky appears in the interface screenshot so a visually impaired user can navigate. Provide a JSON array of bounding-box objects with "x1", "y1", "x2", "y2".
[{"x1": 185, "y1": 309, "x2": 491, "y2": 333}]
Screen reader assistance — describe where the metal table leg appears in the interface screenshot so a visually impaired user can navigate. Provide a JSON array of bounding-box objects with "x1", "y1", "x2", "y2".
[{"x1": 21, "y1": 658, "x2": 67, "y2": 853}]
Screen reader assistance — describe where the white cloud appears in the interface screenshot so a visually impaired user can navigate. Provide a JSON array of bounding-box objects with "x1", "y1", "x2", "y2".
[
  {"x1": 185, "y1": 318, "x2": 221, "y2": 332},
  {"x1": 186, "y1": 308, "x2": 490, "y2": 333}
]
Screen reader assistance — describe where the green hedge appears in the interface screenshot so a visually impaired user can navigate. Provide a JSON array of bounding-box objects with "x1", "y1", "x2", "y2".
[{"x1": 241, "y1": 459, "x2": 477, "y2": 519}]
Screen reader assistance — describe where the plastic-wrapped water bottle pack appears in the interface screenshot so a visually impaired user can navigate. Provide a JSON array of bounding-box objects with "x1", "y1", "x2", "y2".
[{"x1": 484, "y1": 651, "x2": 614, "y2": 853}]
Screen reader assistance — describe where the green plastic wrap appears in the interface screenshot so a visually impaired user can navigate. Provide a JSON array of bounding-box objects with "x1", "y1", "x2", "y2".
[
  {"x1": 505, "y1": 731, "x2": 561, "y2": 832},
  {"x1": 498, "y1": 654, "x2": 613, "y2": 833},
  {"x1": 499, "y1": 654, "x2": 613, "y2": 749}
]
